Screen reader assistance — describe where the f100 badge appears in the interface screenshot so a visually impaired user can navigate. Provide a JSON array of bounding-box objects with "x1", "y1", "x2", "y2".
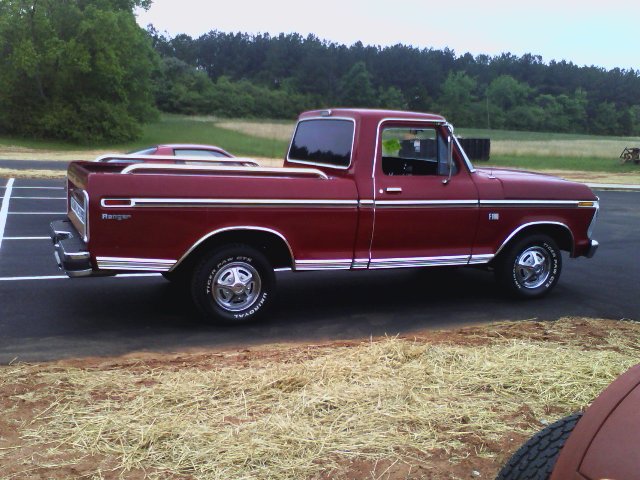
[
  {"x1": 488, "y1": 213, "x2": 500, "y2": 221},
  {"x1": 102, "y1": 213, "x2": 131, "y2": 221}
]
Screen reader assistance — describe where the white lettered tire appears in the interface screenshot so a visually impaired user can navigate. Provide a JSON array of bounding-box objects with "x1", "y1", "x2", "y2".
[
  {"x1": 191, "y1": 245, "x2": 275, "y2": 324},
  {"x1": 496, "y1": 234, "x2": 562, "y2": 298}
]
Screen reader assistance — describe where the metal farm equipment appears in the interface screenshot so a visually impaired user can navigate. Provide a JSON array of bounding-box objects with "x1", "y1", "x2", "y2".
[{"x1": 620, "y1": 147, "x2": 640, "y2": 164}]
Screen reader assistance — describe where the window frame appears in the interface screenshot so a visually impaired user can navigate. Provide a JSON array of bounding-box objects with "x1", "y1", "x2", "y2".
[
  {"x1": 379, "y1": 124, "x2": 450, "y2": 177},
  {"x1": 286, "y1": 117, "x2": 357, "y2": 170}
]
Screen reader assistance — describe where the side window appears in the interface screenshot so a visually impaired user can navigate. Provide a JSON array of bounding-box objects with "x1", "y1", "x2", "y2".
[
  {"x1": 173, "y1": 149, "x2": 229, "y2": 158},
  {"x1": 381, "y1": 127, "x2": 455, "y2": 176}
]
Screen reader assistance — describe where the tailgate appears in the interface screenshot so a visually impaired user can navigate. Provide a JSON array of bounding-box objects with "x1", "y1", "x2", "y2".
[{"x1": 66, "y1": 161, "x2": 122, "y2": 242}]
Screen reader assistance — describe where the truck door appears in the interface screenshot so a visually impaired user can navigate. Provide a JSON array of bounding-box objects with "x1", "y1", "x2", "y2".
[{"x1": 369, "y1": 121, "x2": 480, "y2": 268}]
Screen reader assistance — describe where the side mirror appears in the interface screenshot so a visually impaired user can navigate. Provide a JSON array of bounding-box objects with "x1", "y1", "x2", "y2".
[{"x1": 442, "y1": 133, "x2": 454, "y2": 185}]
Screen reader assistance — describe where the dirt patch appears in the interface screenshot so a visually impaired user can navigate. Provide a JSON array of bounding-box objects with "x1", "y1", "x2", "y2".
[{"x1": 1, "y1": 317, "x2": 638, "y2": 479}]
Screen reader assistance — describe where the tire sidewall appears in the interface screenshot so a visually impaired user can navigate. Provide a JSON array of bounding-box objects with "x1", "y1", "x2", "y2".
[
  {"x1": 501, "y1": 235, "x2": 562, "y2": 298},
  {"x1": 193, "y1": 247, "x2": 274, "y2": 324}
]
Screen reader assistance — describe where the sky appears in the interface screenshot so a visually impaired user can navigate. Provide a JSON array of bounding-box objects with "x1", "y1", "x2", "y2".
[{"x1": 135, "y1": 0, "x2": 640, "y2": 71}]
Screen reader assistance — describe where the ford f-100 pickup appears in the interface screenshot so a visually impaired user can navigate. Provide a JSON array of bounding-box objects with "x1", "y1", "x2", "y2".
[{"x1": 50, "y1": 109, "x2": 599, "y2": 323}]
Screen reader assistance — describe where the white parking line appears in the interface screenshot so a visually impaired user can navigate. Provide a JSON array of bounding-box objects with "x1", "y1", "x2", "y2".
[
  {"x1": 11, "y1": 186, "x2": 65, "y2": 190},
  {"x1": 8, "y1": 212, "x2": 66, "y2": 215},
  {"x1": 0, "y1": 273, "x2": 161, "y2": 282},
  {"x1": 4, "y1": 236, "x2": 50, "y2": 240},
  {"x1": 0, "y1": 178, "x2": 15, "y2": 249},
  {"x1": 12, "y1": 196, "x2": 66, "y2": 200}
]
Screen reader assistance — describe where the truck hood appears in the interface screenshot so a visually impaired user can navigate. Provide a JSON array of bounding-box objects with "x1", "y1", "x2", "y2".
[{"x1": 474, "y1": 167, "x2": 597, "y2": 201}]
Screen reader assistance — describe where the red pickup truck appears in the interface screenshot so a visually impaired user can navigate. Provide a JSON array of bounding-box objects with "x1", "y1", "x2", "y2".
[{"x1": 50, "y1": 109, "x2": 599, "y2": 323}]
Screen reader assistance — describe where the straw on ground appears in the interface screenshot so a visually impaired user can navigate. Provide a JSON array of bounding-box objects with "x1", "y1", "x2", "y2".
[{"x1": 1, "y1": 317, "x2": 638, "y2": 479}]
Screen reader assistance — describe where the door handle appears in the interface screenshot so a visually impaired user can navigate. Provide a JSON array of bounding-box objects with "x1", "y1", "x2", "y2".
[{"x1": 385, "y1": 187, "x2": 402, "y2": 193}]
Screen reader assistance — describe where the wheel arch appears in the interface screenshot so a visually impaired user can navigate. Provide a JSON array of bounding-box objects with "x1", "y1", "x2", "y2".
[
  {"x1": 170, "y1": 226, "x2": 294, "y2": 275},
  {"x1": 495, "y1": 222, "x2": 574, "y2": 258}
]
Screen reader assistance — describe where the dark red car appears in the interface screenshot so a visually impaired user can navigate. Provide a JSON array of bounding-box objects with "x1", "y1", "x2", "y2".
[
  {"x1": 129, "y1": 143, "x2": 234, "y2": 158},
  {"x1": 95, "y1": 144, "x2": 258, "y2": 167},
  {"x1": 497, "y1": 363, "x2": 640, "y2": 480}
]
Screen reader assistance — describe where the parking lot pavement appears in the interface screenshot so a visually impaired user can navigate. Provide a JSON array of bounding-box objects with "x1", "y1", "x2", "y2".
[
  {"x1": 0, "y1": 177, "x2": 638, "y2": 363},
  {"x1": 0, "y1": 178, "x2": 67, "y2": 278}
]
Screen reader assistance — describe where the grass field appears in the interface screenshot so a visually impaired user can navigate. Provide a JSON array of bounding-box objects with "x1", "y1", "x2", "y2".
[
  {"x1": 1, "y1": 115, "x2": 639, "y2": 176},
  {"x1": 0, "y1": 115, "x2": 289, "y2": 159}
]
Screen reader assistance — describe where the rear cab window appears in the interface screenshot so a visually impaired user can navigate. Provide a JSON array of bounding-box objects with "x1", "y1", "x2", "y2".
[{"x1": 287, "y1": 119, "x2": 354, "y2": 169}]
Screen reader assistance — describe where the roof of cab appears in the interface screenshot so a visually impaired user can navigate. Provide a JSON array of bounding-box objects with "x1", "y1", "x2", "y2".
[{"x1": 299, "y1": 108, "x2": 447, "y2": 123}]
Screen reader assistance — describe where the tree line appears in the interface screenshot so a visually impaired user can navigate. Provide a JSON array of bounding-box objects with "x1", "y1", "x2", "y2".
[
  {"x1": 151, "y1": 30, "x2": 640, "y2": 136},
  {"x1": 1, "y1": 0, "x2": 639, "y2": 143}
]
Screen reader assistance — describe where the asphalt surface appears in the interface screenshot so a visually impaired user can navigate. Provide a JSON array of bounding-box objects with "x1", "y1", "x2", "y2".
[
  {"x1": 0, "y1": 160, "x2": 68, "y2": 170},
  {"x1": 0, "y1": 177, "x2": 638, "y2": 363}
]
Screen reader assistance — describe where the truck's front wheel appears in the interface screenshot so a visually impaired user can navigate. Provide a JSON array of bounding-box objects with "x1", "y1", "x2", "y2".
[
  {"x1": 495, "y1": 234, "x2": 562, "y2": 298},
  {"x1": 191, "y1": 245, "x2": 275, "y2": 324}
]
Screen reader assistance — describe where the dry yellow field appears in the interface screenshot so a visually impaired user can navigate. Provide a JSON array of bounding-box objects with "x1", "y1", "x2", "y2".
[{"x1": 491, "y1": 139, "x2": 633, "y2": 158}]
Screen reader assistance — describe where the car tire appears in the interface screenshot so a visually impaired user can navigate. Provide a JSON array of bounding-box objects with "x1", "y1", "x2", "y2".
[
  {"x1": 495, "y1": 234, "x2": 562, "y2": 298},
  {"x1": 191, "y1": 245, "x2": 275, "y2": 324},
  {"x1": 496, "y1": 412, "x2": 582, "y2": 480}
]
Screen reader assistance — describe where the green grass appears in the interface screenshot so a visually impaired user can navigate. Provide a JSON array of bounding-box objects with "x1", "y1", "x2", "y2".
[
  {"x1": 0, "y1": 114, "x2": 289, "y2": 158},
  {"x1": 457, "y1": 127, "x2": 640, "y2": 142},
  {"x1": 130, "y1": 116, "x2": 288, "y2": 158},
  {"x1": 484, "y1": 155, "x2": 639, "y2": 173},
  {"x1": 2, "y1": 115, "x2": 640, "y2": 174}
]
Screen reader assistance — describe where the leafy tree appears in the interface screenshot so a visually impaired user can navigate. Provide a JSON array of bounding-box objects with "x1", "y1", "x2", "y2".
[
  {"x1": 339, "y1": 61, "x2": 375, "y2": 107},
  {"x1": 147, "y1": 28, "x2": 640, "y2": 134},
  {"x1": 589, "y1": 102, "x2": 620, "y2": 135},
  {"x1": 378, "y1": 86, "x2": 406, "y2": 110},
  {"x1": 437, "y1": 71, "x2": 478, "y2": 126},
  {"x1": 154, "y1": 57, "x2": 216, "y2": 114},
  {"x1": 0, "y1": 0, "x2": 157, "y2": 143},
  {"x1": 487, "y1": 75, "x2": 533, "y2": 111}
]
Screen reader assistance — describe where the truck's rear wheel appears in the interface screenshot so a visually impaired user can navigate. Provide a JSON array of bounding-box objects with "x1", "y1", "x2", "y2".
[
  {"x1": 495, "y1": 234, "x2": 562, "y2": 298},
  {"x1": 191, "y1": 245, "x2": 275, "y2": 324}
]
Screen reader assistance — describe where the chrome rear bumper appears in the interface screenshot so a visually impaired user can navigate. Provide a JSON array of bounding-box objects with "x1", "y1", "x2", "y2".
[{"x1": 50, "y1": 219, "x2": 93, "y2": 277}]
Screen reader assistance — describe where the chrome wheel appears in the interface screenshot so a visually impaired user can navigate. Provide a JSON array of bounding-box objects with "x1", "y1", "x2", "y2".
[
  {"x1": 211, "y1": 261, "x2": 262, "y2": 312},
  {"x1": 515, "y1": 246, "x2": 551, "y2": 289}
]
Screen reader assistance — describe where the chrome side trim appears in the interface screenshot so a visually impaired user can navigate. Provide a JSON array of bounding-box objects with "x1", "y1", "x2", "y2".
[
  {"x1": 101, "y1": 198, "x2": 358, "y2": 208},
  {"x1": 96, "y1": 256, "x2": 176, "y2": 272},
  {"x1": 494, "y1": 221, "x2": 575, "y2": 257},
  {"x1": 295, "y1": 259, "x2": 352, "y2": 270},
  {"x1": 375, "y1": 199, "x2": 478, "y2": 208},
  {"x1": 286, "y1": 117, "x2": 357, "y2": 170},
  {"x1": 370, "y1": 255, "x2": 470, "y2": 269},
  {"x1": 359, "y1": 199, "x2": 375, "y2": 207},
  {"x1": 171, "y1": 226, "x2": 295, "y2": 272},
  {"x1": 120, "y1": 163, "x2": 329, "y2": 179},
  {"x1": 480, "y1": 200, "x2": 581, "y2": 207},
  {"x1": 469, "y1": 254, "x2": 495, "y2": 265},
  {"x1": 351, "y1": 258, "x2": 370, "y2": 269}
]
